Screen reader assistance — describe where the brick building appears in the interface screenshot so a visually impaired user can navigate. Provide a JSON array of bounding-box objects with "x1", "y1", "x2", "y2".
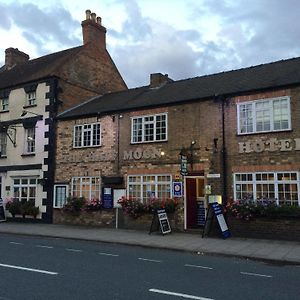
[
  {"x1": 56, "y1": 58, "x2": 300, "y2": 231},
  {"x1": 0, "y1": 10, "x2": 127, "y2": 222}
]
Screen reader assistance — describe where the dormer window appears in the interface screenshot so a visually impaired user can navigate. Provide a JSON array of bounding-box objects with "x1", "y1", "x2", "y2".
[
  {"x1": 0, "y1": 98, "x2": 9, "y2": 112},
  {"x1": 26, "y1": 91, "x2": 36, "y2": 106}
]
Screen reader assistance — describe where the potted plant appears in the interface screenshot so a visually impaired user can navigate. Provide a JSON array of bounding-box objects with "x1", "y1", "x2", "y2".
[{"x1": 5, "y1": 199, "x2": 21, "y2": 218}]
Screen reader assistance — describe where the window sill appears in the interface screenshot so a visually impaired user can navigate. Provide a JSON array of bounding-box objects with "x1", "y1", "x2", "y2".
[
  {"x1": 72, "y1": 145, "x2": 101, "y2": 149},
  {"x1": 21, "y1": 153, "x2": 36, "y2": 157},
  {"x1": 23, "y1": 104, "x2": 37, "y2": 109},
  {"x1": 237, "y1": 128, "x2": 292, "y2": 136},
  {"x1": 0, "y1": 155, "x2": 7, "y2": 159},
  {"x1": 0, "y1": 110, "x2": 9, "y2": 114},
  {"x1": 130, "y1": 140, "x2": 168, "y2": 145}
]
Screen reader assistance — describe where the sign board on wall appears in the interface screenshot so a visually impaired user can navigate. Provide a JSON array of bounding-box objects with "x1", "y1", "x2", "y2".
[
  {"x1": 180, "y1": 155, "x2": 188, "y2": 176},
  {"x1": 173, "y1": 182, "x2": 183, "y2": 197},
  {"x1": 102, "y1": 188, "x2": 113, "y2": 209},
  {"x1": 113, "y1": 189, "x2": 126, "y2": 208}
]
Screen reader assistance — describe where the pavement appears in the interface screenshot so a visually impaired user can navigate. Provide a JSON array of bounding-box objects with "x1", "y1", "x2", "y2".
[{"x1": 0, "y1": 221, "x2": 300, "y2": 265}]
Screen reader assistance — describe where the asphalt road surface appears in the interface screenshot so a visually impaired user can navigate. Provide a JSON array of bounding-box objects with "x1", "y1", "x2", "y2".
[{"x1": 0, "y1": 233, "x2": 299, "y2": 300}]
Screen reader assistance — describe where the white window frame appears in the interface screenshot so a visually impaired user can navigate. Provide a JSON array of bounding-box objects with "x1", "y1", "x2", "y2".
[
  {"x1": 13, "y1": 177, "x2": 37, "y2": 203},
  {"x1": 234, "y1": 172, "x2": 300, "y2": 206},
  {"x1": 0, "y1": 98, "x2": 9, "y2": 111},
  {"x1": 53, "y1": 184, "x2": 69, "y2": 208},
  {"x1": 24, "y1": 127, "x2": 35, "y2": 154},
  {"x1": 26, "y1": 91, "x2": 36, "y2": 106},
  {"x1": 127, "y1": 174, "x2": 172, "y2": 203},
  {"x1": 131, "y1": 113, "x2": 168, "y2": 144},
  {"x1": 73, "y1": 122, "x2": 101, "y2": 148},
  {"x1": 71, "y1": 177, "x2": 101, "y2": 200},
  {"x1": 237, "y1": 96, "x2": 291, "y2": 135}
]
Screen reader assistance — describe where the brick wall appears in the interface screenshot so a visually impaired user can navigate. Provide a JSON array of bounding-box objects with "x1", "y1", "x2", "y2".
[
  {"x1": 118, "y1": 100, "x2": 224, "y2": 196},
  {"x1": 57, "y1": 45, "x2": 127, "y2": 113},
  {"x1": 55, "y1": 115, "x2": 118, "y2": 183},
  {"x1": 225, "y1": 87, "x2": 300, "y2": 200}
]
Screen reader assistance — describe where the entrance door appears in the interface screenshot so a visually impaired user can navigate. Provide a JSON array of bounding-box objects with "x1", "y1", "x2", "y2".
[{"x1": 186, "y1": 177, "x2": 205, "y2": 228}]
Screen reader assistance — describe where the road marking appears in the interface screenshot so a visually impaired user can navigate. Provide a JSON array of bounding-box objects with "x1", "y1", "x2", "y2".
[
  {"x1": 66, "y1": 248, "x2": 83, "y2": 252},
  {"x1": 240, "y1": 271, "x2": 272, "y2": 278},
  {"x1": 98, "y1": 252, "x2": 119, "y2": 257},
  {"x1": 149, "y1": 288, "x2": 214, "y2": 300},
  {"x1": 0, "y1": 263, "x2": 58, "y2": 275},
  {"x1": 9, "y1": 242, "x2": 23, "y2": 245},
  {"x1": 138, "y1": 258, "x2": 162, "y2": 263},
  {"x1": 36, "y1": 245, "x2": 54, "y2": 249},
  {"x1": 185, "y1": 264, "x2": 213, "y2": 270}
]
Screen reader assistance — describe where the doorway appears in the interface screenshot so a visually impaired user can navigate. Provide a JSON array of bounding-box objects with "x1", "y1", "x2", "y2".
[{"x1": 185, "y1": 177, "x2": 205, "y2": 229}]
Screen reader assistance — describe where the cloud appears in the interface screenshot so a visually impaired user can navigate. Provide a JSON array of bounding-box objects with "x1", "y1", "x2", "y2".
[{"x1": 0, "y1": 2, "x2": 80, "y2": 55}]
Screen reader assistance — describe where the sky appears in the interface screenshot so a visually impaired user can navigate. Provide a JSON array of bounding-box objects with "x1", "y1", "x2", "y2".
[{"x1": 1, "y1": 0, "x2": 300, "y2": 88}]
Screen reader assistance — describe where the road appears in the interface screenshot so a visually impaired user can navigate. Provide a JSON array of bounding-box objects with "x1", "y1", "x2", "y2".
[{"x1": 0, "y1": 233, "x2": 299, "y2": 300}]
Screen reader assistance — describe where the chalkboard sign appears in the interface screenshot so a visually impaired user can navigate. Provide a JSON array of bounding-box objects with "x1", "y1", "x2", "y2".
[
  {"x1": 0, "y1": 198, "x2": 6, "y2": 222},
  {"x1": 149, "y1": 209, "x2": 171, "y2": 235},
  {"x1": 196, "y1": 200, "x2": 206, "y2": 226},
  {"x1": 202, "y1": 202, "x2": 230, "y2": 238},
  {"x1": 102, "y1": 188, "x2": 113, "y2": 209}
]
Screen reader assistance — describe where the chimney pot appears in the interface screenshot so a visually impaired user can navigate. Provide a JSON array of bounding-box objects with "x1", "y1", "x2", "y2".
[
  {"x1": 81, "y1": 10, "x2": 107, "y2": 49},
  {"x1": 91, "y1": 12, "x2": 96, "y2": 22},
  {"x1": 85, "y1": 9, "x2": 91, "y2": 20}
]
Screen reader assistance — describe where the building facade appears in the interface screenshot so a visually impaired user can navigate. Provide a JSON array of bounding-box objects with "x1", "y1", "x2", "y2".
[
  {"x1": 0, "y1": 10, "x2": 127, "y2": 222},
  {"x1": 55, "y1": 58, "x2": 300, "y2": 231}
]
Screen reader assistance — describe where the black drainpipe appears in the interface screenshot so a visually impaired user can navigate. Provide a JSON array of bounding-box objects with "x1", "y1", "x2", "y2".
[{"x1": 221, "y1": 96, "x2": 228, "y2": 204}]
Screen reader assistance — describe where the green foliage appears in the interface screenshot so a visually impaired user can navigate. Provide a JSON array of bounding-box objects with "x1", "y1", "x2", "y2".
[
  {"x1": 5, "y1": 198, "x2": 39, "y2": 218},
  {"x1": 118, "y1": 197, "x2": 179, "y2": 219},
  {"x1": 63, "y1": 197, "x2": 103, "y2": 213},
  {"x1": 226, "y1": 199, "x2": 300, "y2": 221},
  {"x1": 63, "y1": 197, "x2": 86, "y2": 213}
]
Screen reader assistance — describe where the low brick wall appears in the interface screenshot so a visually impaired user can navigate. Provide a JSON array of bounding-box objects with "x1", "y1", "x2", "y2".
[
  {"x1": 225, "y1": 215, "x2": 300, "y2": 241},
  {"x1": 53, "y1": 208, "x2": 184, "y2": 231},
  {"x1": 53, "y1": 209, "x2": 115, "y2": 228}
]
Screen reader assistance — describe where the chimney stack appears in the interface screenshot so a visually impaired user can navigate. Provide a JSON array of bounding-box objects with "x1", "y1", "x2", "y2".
[
  {"x1": 81, "y1": 9, "x2": 106, "y2": 49},
  {"x1": 150, "y1": 73, "x2": 173, "y2": 88},
  {"x1": 5, "y1": 48, "x2": 29, "y2": 70}
]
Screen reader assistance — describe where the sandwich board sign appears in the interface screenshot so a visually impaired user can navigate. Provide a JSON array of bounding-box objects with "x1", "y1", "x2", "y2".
[
  {"x1": 149, "y1": 209, "x2": 171, "y2": 235},
  {"x1": 202, "y1": 199, "x2": 230, "y2": 239}
]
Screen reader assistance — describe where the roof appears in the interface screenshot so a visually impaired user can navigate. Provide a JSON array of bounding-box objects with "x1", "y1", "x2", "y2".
[
  {"x1": 59, "y1": 55, "x2": 300, "y2": 120},
  {"x1": 0, "y1": 46, "x2": 83, "y2": 89}
]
